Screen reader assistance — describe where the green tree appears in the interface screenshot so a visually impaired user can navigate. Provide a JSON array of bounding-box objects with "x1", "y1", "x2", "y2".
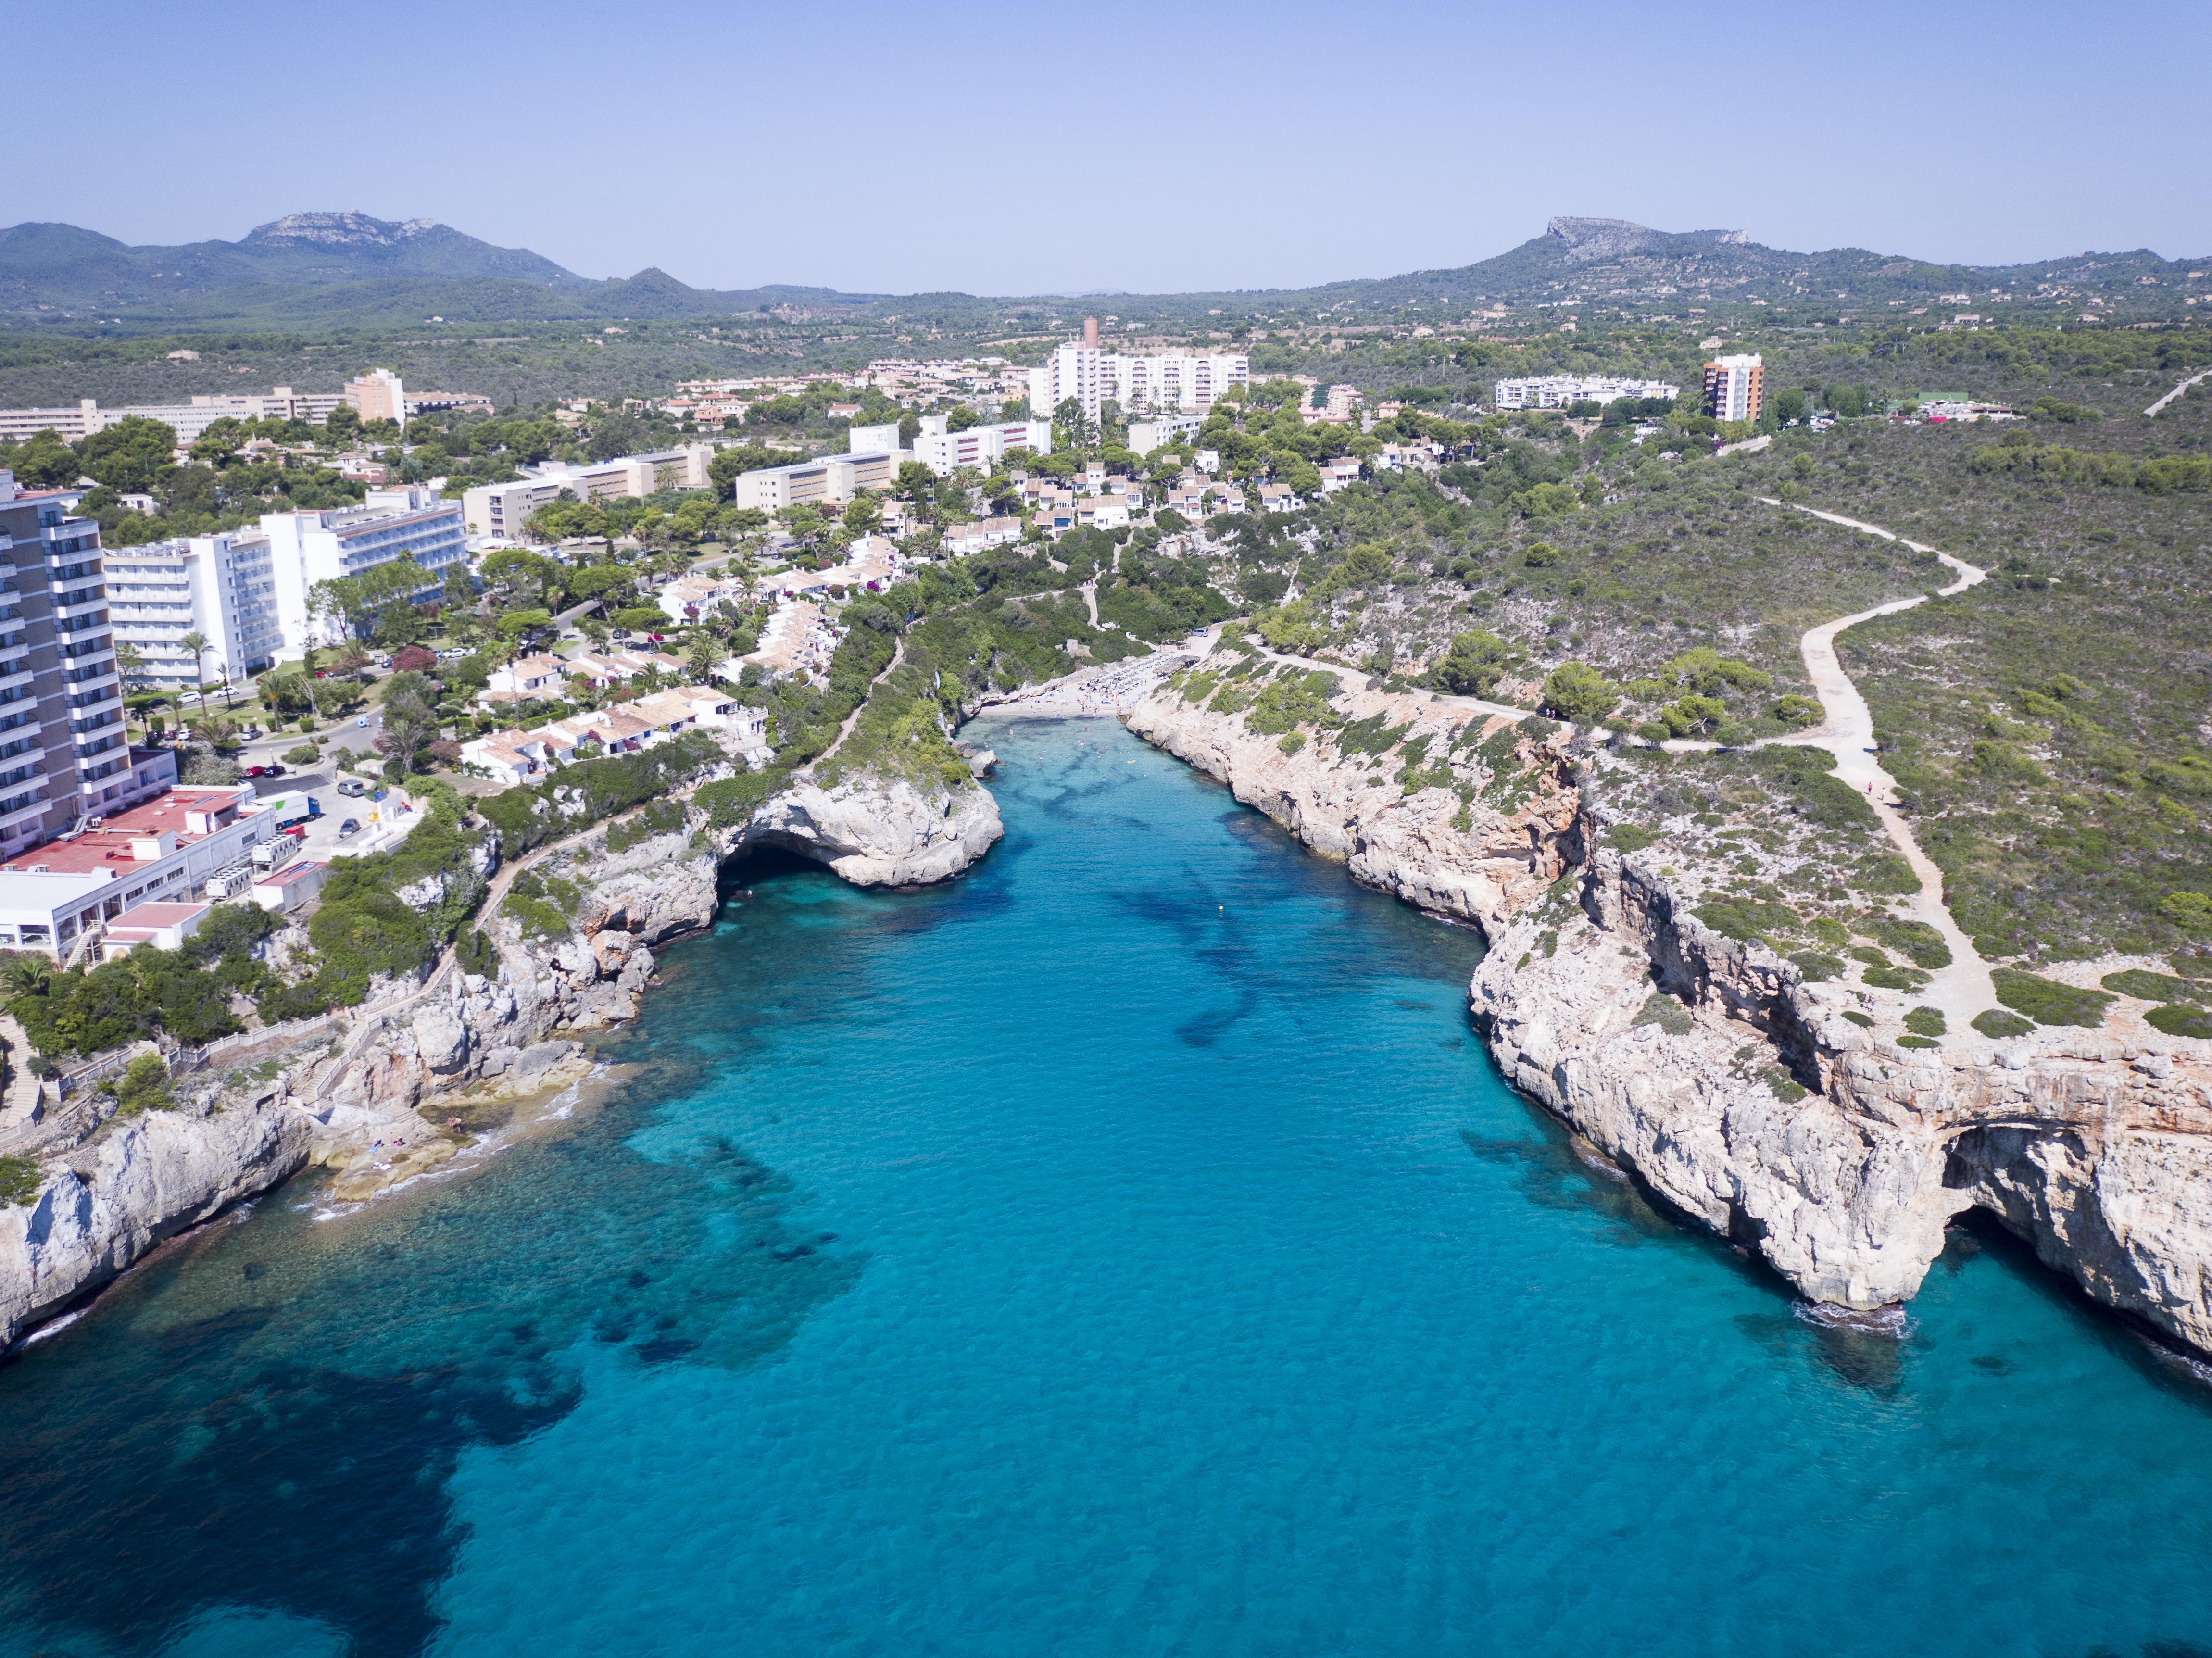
[
  {"x1": 308, "y1": 555, "x2": 427, "y2": 646},
  {"x1": 76, "y1": 416, "x2": 179, "y2": 494},
  {"x1": 895, "y1": 461, "x2": 939, "y2": 508},
  {"x1": 1541, "y1": 661, "x2": 1617, "y2": 723},
  {"x1": 375, "y1": 671, "x2": 441, "y2": 774},
  {"x1": 1432, "y1": 629, "x2": 1509, "y2": 697},
  {"x1": 1054, "y1": 398, "x2": 1096, "y2": 451},
  {"x1": 0, "y1": 430, "x2": 77, "y2": 487},
  {"x1": 710, "y1": 450, "x2": 797, "y2": 498},
  {"x1": 113, "y1": 640, "x2": 149, "y2": 694},
  {"x1": 496, "y1": 608, "x2": 554, "y2": 642},
  {"x1": 687, "y1": 633, "x2": 720, "y2": 683},
  {"x1": 189, "y1": 417, "x2": 248, "y2": 467},
  {"x1": 441, "y1": 560, "x2": 478, "y2": 615},
  {"x1": 2163, "y1": 892, "x2": 2212, "y2": 935}
]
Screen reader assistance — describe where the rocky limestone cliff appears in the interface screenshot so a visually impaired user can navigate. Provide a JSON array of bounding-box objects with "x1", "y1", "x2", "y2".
[
  {"x1": 1126, "y1": 657, "x2": 1579, "y2": 933},
  {"x1": 732, "y1": 773, "x2": 1003, "y2": 888},
  {"x1": 1128, "y1": 656, "x2": 2212, "y2": 1360},
  {"x1": 1475, "y1": 850, "x2": 2212, "y2": 1356},
  {"x1": 0, "y1": 764, "x2": 1000, "y2": 1349}
]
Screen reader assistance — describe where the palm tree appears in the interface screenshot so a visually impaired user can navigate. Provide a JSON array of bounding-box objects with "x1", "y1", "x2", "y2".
[
  {"x1": 2, "y1": 957, "x2": 51, "y2": 999},
  {"x1": 179, "y1": 631, "x2": 210, "y2": 708}
]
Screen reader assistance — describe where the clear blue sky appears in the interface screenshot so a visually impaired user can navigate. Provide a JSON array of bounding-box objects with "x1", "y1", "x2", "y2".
[{"x1": 20, "y1": 0, "x2": 2210, "y2": 296}]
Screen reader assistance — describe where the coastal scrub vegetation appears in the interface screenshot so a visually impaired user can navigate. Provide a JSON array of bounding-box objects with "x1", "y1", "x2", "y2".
[
  {"x1": 0, "y1": 1156, "x2": 39, "y2": 1206},
  {"x1": 1817, "y1": 400, "x2": 2212, "y2": 965}
]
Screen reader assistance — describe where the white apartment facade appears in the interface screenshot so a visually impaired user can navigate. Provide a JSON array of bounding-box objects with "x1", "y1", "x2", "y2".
[
  {"x1": 1127, "y1": 414, "x2": 1206, "y2": 455},
  {"x1": 461, "y1": 445, "x2": 716, "y2": 538},
  {"x1": 261, "y1": 485, "x2": 467, "y2": 656},
  {"x1": 105, "y1": 531, "x2": 285, "y2": 691},
  {"x1": 1491, "y1": 375, "x2": 1682, "y2": 411},
  {"x1": 730, "y1": 452, "x2": 897, "y2": 513},
  {"x1": 1027, "y1": 342, "x2": 1249, "y2": 425},
  {"x1": 461, "y1": 477, "x2": 570, "y2": 540},
  {"x1": 0, "y1": 387, "x2": 348, "y2": 446},
  {"x1": 908, "y1": 416, "x2": 1052, "y2": 477}
]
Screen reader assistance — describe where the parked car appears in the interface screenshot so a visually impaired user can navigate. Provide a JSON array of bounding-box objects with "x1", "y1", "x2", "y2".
[
  {"x1": 336, "y1": 779, "x2": 368, "y2": 797},
  {"x1": 337, "y1": 818, "x2": 361, "y2": 839}
]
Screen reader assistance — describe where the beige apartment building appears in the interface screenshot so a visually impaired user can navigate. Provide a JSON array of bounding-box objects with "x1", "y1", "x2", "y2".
[{"x1": 344, "y1": 368, "x2": 407, "y2": 428}]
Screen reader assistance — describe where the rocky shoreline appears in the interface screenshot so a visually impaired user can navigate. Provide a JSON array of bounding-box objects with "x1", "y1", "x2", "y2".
[
  {"x1": 1121, "y1": 645, "x2": 2212, "y2": 1361},
  {"x1": 10, "y1": 653, "x2": 2208, "y2": 1369},
  {"x1": 0, "y1": 738, "x2": 1002, "y2": 1351}
]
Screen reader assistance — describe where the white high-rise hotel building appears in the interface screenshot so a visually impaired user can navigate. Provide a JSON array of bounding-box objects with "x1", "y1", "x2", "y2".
[{"x1": 1027, "y1": 319, "x2": 1249, "y2": 425}]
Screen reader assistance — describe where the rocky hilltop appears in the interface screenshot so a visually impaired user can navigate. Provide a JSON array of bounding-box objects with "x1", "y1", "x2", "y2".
[
  {"x1": 1127, "y1": 645, "x2": 2212, "y2": 1360},
  {"x1": 0, "y1": 754, "x2": 998, "y2": 1349}
]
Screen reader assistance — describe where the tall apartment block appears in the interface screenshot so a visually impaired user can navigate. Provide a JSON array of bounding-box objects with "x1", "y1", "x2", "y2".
[
  {"x1": 1702, "y1": 354, "x2": 1765, "y2": 424},
  {"x1": 343, "y1": 368, "x2": 407, "y2": 428},
  {"x1": 106, "y1": 530, "x2": 285, "y2": 691},
  {"x1": 261, "y1": 485, "x2": 467, "y2": 659},
  {"x1": 1027, "y1": 321, "x2": 1249, "y2": 425},
  {"x1": 0, "y1": 472, "x2": 177, "y2": 851}
]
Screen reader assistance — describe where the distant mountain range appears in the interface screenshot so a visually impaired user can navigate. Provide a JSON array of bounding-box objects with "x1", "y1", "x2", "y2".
[{"x1": 0, "y1": 210, "x2": 2201, "y2": 334}]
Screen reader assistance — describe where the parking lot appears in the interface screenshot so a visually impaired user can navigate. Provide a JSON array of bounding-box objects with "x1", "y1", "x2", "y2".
[{"x1": 158, "y1": 692, "x2": 415, "y2": 865}]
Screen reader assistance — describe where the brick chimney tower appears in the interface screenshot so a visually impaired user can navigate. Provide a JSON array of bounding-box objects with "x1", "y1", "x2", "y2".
[{"x1": 1083, "y1": 316, "x2": 1099, "y2": 349}]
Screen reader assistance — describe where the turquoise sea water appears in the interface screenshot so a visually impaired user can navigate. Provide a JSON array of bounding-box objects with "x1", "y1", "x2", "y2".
[{"x1": 3, "y1": 717, "x2": 2211, "y2": 1658}]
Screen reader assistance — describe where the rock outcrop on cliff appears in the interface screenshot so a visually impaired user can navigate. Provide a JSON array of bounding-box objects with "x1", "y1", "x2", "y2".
[
  {"x1": 1127, "y1": 653, "x2": 1578, "y2": 933},
  {"x1": 731, "y1": 774, "x2": 1003, "y2": 888},
  {"x1": 1475, "y1": 851, "x2": 2212, "y2": 1355}
]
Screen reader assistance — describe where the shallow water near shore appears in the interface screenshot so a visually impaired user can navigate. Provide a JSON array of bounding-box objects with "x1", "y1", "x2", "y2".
[{"x1": 2, "y1": 716, "x2": 2211, "y2": 1657}]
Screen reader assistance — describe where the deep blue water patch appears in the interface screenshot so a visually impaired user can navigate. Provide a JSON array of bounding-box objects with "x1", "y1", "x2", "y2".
[{"x1": 0, "y1": 717, "x2": 2209, "y2": 1657}]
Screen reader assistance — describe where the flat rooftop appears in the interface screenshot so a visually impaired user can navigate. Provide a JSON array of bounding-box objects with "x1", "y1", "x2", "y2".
[
  {"x1": 0, "y1": 786, "x2": 261, "y2": 876},
  {"x1": 112, "y1": 901, "x2": 209, "y2": 927},
  {"x1": 254, "y1": 860, "x2": 327, "y2": 888}
]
